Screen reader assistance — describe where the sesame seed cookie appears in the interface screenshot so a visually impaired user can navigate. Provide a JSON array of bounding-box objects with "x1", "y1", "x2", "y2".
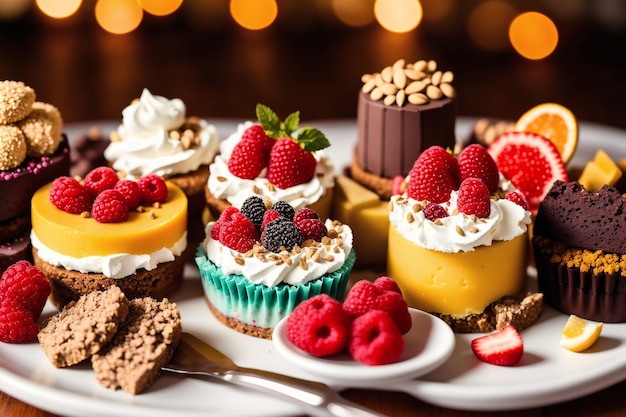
[
  {"x1": 0, "y1": 124, "x2": 27, "y2": 170},
  {"x1": 0, "y1": 81, "x2": 35, "y2": 124},
  {"x1": 17, "y1": 101, "x2": 63, "y2": 157}
]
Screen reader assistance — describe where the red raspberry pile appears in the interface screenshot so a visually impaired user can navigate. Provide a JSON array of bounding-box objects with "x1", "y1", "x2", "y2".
[
  {"x1": 212, "y1": 196, "x2": 328, "y2": 254},
  {"x1": 285, "y1": 277, "x2": 412, "y2": 366},
  {"x1": 406, "y1": 144, "x2": 529, "y2": 219},
  {"x1": 228, "y1": 104, "x2": 330, "y2": 189},
  {"x1": 49, "y1": 167, "x2": 168, "y2": 223},
  {"x1": 0, "y1": 261, "x2": 51, "y2": 343}
]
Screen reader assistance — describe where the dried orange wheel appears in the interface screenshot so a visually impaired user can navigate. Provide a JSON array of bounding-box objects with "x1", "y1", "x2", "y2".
[{"x1": 514, "y1": 103, "x2": 578, "y2": 164}]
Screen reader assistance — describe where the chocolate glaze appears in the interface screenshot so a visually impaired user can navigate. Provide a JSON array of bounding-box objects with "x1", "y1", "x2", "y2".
[
  {"x1": 0, "y1": 135, "x2": 70, "y2": 222},
  {"x1": 534, "y1": 239, "x2": 626, "y2": 322},
  {"x1": 0, "y1": 232, "x2": 32, "y2": 272},
  {"x1": 355, "y1": 91, "x2": 456, "y2": 178},
  {"x1": 534, "y1": 180, "x2": 626, "y2": 254}
]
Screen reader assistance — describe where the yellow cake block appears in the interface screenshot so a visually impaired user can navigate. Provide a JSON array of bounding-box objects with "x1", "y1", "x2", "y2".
[
  {"x1": 32, "y1": 182, "x2": 187, "y2": 258},
  {"x1": 332, "y1": 176, "x2": 389, "y2": 267},
  {"x1": 387, "y1": 225, "x2": 528, "y2": 317},
  {"x1": 577, "y1": 149, "x2": 623, "y2": 191}
]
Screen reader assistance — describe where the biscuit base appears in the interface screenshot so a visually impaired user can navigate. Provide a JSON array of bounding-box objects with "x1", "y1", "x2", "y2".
[
  {"x1": 204, "y1": 294, "x2": 273, "y2": 340},
  {"x1": 350, "y1": 156, "x2": 394, "y2": 200},
  {"x1": 432, "y1": 291, "x2": 544, "y2": 333},
  {"x1": 33, "y1": 248, "x2": 184, "y2": 308}
]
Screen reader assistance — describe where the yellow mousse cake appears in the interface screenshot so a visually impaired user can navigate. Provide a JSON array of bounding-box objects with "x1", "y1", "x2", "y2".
[
  {"x1": 31, "y1": 181, "x2": 187, "y2": 307},
  {"x1": 386, "y1": 145, "x2": 542, "y2": 332}
]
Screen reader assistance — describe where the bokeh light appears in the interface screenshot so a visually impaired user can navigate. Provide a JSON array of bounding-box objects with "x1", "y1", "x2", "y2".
[
  {"x1": 36, "y1": 0, "x2": 82, "y2": 19},
  {"x1": 95, "y1": 0, "x2": 143, "y2": 34},
  {"x1": 374, "y1": 0, "x2": 423, "y2": 33},
  {"x1": 509, "y1": 12, "x2": 559, "y2": 60},
  {"x1": 331, "y1": 0, "x2": 375, "y2": 27},
  {"x1": 230, "y1": 0, "x2": 278, "y2": 30},
  {"x1": 0, "y1": 0, "x2": 30, "y2": 20},
  {"x1": 467, "y1": 0, "x2": 517, "y2": 52},
  {"x1": 139, "y1": 0, "x2": 183, "y2": 16}
]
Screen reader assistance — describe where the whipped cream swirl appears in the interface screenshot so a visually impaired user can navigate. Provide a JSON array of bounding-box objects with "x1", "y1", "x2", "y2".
[
  {"x1": 389, "y1": 178, "x2": 531, "y2": 253},
  {"x1": 207, "y1": 121, "x2": 334, "y2": 210},
  {"x1": 203, "y1": 219, "x2": 353, "y2": 287},
  {"x1": 104, "y1": 88, "x2": 219, "y2": 179},
  {"x1": 31, "y1": 230, "x2": 187, "y2": 279}
]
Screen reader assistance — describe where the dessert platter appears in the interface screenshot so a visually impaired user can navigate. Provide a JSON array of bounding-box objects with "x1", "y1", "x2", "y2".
[{"x1": 2, "y1": 117, "x2": 626, "y2": 417}]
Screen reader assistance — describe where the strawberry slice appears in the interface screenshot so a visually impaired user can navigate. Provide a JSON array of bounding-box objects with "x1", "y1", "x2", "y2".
[
  {"x1": 487, "y1": 131, "x2": 568, "y2": 215},
  {"x1": 471, "y1": 324, "x2": 524, "y2": 366}
]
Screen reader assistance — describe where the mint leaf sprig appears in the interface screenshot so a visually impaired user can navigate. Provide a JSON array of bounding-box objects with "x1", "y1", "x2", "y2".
[{"x1": 255, "y1": 103, "x2": 330, "y2": 152}]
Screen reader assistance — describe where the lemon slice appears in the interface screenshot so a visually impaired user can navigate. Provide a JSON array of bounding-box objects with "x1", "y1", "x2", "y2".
[
  {"x1": 560, "y1": 315, "x2": 603, "y2": 352},
  {"x1": 515, "y1": 102, "x2": 578, "y2": 164}
]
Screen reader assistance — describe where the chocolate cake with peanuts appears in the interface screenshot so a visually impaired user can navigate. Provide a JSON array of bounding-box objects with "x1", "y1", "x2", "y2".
[{"x1": 533, "y1": 180, "x2": 626, "y2": 322}]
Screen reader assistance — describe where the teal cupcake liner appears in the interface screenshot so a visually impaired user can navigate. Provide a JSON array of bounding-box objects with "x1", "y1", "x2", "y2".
[{"x1": 195, "y1": 245, "x2": 356, "y2": 329}]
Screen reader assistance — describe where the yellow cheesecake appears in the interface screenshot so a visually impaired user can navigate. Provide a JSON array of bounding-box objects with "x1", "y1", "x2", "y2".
[{"x1": 388, "y1": 225, "x2": 528, "y2": 317}]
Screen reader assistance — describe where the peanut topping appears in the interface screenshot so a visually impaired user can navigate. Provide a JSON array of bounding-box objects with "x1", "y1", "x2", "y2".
[{"x1": 361, "y1": 59, "x2": 455, "y2": 107}]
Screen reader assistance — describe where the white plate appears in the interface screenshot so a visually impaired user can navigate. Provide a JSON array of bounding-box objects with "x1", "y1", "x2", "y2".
[
  {"x1": 272, "y1": 308, "x2": 455, "y2": 387},
  {"x1": 1, "y1": 118, "x2": 626, "y2": 416}
]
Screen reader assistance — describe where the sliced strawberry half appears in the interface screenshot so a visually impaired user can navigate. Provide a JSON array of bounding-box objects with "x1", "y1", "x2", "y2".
[
  {"x1": 487, "y1": 131, "x2": 568, "y2": 215},
  {"x1": 471, "y1": 324, "x2": 524, "y2": 366}
]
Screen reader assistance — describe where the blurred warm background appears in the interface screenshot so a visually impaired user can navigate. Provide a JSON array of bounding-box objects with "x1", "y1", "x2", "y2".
[{"x1": 0, "y1": 0, "x2": 625, "y2": 129}]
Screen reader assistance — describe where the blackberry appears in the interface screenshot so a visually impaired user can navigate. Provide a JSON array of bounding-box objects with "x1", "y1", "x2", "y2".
[
  {"x1": 240, "y1": 196, "x2": 266, "y2": 231},
  {"x1": 271, "y1": 201, "x2": 295, "y2": 221},
  {"x1": 262, "y1": 218, "x2": 303, "y2": 252}
]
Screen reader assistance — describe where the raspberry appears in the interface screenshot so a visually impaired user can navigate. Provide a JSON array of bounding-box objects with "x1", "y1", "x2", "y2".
[
  {"x1": 261, "y1": 209, "x2": 281, "y2": 232},
  {"x1": 504, "y1": 190, "x2": 530, "y2": 211},
  {"x1": 83, "y1": 166, "x2": 119, "y2": 198},
  {"x1": 456, "y1": 177, "x2": 491, "y2": 218},
  {"x1": 91, "y1": 189, "x2": 129, "y2": 223},
  {"x1": 228, "y1": 137, "x2": 267, "y2": 180},
  {"x1": 407, "y1": 146, "x2": 459, "y2": 203},
  {"x1": 293, "y1": 207, "x2": 319, "y2": 226},
  {"x1": 349, "y1": 310, "x2": 404, "y2": 365},
  {"x1": 0, "y1": 300, "x2": 39, "y2": 343},
  {"x1": 297, "y1": 218, "x2": 327, "y2": 241},
  {"x1": 0, "y1": 260, "x2": 50, "y2": 318},
  {"x1": 49, "y1": 176, "x2": 91, "y2": 214},
  {"x1": 343, "y1": 279, "x2": 412, "y2": 334},
  {"x1": 113, "y1": 179, "x2": 141, "y2": 211},
  {"x1": 423, "y1": 202, "x2": 449, "y2": 222},
  {"x1": 211, "y1": 206, "x2": 240, "y2": 240},
  {"x1": 240, "y1": 195, "x2": 267, "y2": 232},
  {"x1": 457, "y1": 144, "x2": 500, "y2": 193},
  {"x1": 261, "y1": 218, "x2": 303, "y2": 252},
  {"x1": 270, "y1": 200, "x2": 295, "y2": 221},
  {"x1": 219, "y1": 212, "x2": 259, "y2": 252},
  {"x1": 286, "y1": 294, "x2": 351, "y2": 357},
  {"x1": 138, "y1": 174, "x2": 168, "y2": 205},
  {"x1": 241, "y1": 124, "x2": 275, "y2": 162},
  {"x1": 372, "y1": 276, "x2": 402, "y2": 295}
]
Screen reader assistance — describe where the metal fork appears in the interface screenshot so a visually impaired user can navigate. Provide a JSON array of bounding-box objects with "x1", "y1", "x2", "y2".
[{"x1": 161, "y1": 332, "x2": 386, "y2": 417}]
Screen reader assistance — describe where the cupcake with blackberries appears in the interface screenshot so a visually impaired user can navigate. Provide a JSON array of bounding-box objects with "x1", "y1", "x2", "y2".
[{"x1": 195, "y1": 195, "x2": 355, "y2": 339}]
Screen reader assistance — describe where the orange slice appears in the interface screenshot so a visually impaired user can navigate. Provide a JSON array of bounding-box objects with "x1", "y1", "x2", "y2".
[
  {"x1": 560, "y1": 314, "x2": 603, "y2": 352},
  {"x1": 515, "y1": 103, "x2": 578, "y2": 164}
]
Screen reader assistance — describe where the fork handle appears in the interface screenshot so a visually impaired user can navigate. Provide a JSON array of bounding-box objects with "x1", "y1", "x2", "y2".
[{"x1": 222, "y1": 368, "x2": 387, "y2": 417}]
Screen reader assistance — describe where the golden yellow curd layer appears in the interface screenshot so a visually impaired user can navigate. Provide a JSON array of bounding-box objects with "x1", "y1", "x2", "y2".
[
  {"x1": 387, "y1": 224, "x2": 528, "y2": 317},
  {"x1": 331, "y1": 176, "x2": 389, "y2": 266},
  {"x1": 31, "y1": 182, "x2": 187, "y2": 258}
]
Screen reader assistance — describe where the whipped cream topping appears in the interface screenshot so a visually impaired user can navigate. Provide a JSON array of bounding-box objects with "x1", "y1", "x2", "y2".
[
  {"x1": 389, "y1": 178, "x2": 531, "y2": 253},
  {"x1": 104, "y1": 88, "x2": 219, "y2": 179},
  {"x1": 31, "y1": 230, "x2": 187, "y2": 279},
  {"x1": 207, "y1": 121, "x2": 334, "y2": 210},
  {"x1": 202, "y1": 219, "x2": 353, "y2": 287}
]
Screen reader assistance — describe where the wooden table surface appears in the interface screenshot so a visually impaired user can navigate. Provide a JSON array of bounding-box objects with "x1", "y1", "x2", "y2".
[{"x1": 1, "y1": 3, "x2": 626, "y2": 416}]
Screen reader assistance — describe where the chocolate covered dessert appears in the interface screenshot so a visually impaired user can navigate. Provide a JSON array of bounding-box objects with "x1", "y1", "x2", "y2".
[
  {"x1": 353, "y1": 58, "x2": 456, "y2": 198},
  {"x1": 533, "y1": 180, "x2": 626, "y2": 322}
]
